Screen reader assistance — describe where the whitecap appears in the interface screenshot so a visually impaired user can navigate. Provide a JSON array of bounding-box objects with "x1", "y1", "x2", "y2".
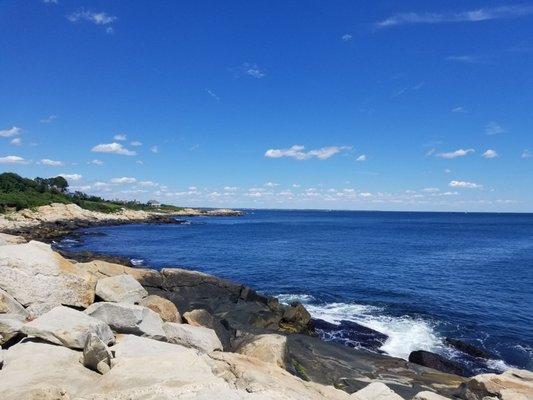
[
  {"x1": 275, "y1": 293, "x2": 316, "y2": 305},
  {"x1": 130, "y1": 258, "x2": 144, "y2": 266}
]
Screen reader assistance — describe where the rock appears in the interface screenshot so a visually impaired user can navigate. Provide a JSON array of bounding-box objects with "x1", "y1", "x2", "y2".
[
  {"x1": 182, "y1": 308, "x2": 231, "y2": 349},
  {"x1": 458, "y1": 368, "x2": 533, "y2": 400},
  {"x1": 85, "y1": 302, "x2": 165, "y2": 339},
  {"x1": 139, "y1": 294, "x2": 181, "y2": 322},
  {"x1": 123, "y1": 266, "x2": 164, "y2": 287},
  {"x1": 408, "y1": 350, "x2": 465, "y2": 377},
  {"x1": 444, "y1": 338, "x2": 493, "y2": 359},
  {"x1": 0, "y1": 314, "x2": 25, "y2": 345},
  {"x1": 281, "y1": 301, "x2": 312, "y2": 333},
  {"x1": 82, "y1": 332, "x2": 113, "y2": 374},
  {"x1": 78, "y1": 259, "x2": 126, "y2": 278},
  {"x1": 0, "y1": 340, "x2": 99, "y2": 400},
  {"x1": 312, "y1": 318, "x2": 388, "y2": 352},
  {"x1": 0, "y1": 241, "x2": 96, "y2": 315},
  {"x1": 163, "y1": 322, "x2": 223, "y2": 353},
  {"x1": 413, "y1": 391, "x2": 451, "y2": 400},
  {"x1": 95, "y1": 274, "x2": 147, "y2": 304},
  {"x1": 21, "y1": 305, "x2": 114, "y2": 349},
  {"x1": 0, "y1": 288, "x2": 28, "y2": 318},
  {"x1": 0, "y1": 233, "x2": 26, "y2": 246},
  {"x1": 351, "y1": 382, "x2": 404, "y2": 400},
  {"x1": 233, "y1": 333, "x2": 288, "y2": 368}
]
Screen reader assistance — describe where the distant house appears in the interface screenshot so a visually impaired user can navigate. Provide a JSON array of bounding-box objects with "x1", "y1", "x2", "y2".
[{"x1": 147, "y1": 200, "x2": 161, "y2": 208}]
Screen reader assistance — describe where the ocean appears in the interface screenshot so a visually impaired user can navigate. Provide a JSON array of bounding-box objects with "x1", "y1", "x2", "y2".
[{"x1": 57, "y1": 210, "x2": 533, "y2": 374}]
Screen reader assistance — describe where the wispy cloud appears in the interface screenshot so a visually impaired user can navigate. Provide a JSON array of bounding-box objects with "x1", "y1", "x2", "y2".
[
  {"x1": 242, "y1": 63, "x2": 266, "y2": 79},
  {"x1": 59, "y1": 173, "x2": 82, "y2": 181},
  {"x1": 0, "y1": 126, "x2": 22, "y2": 138},
  {"x1": 356, "y1": 154, "x2": 367, "y2": 162},
  {"x1": 482, "y1": 149, "x2": 498, "y2": 158},
  {"x1": 205, "y1": 89, "x2": 220, "y2": 101},
  {"x1": 67, "y1": 10, "x2": 117, "y2": 33},
  {"x1": 446, "y1": 55, "x2": 490, "y2": 64},
  {"x1": 113, "y1": 133, "x2": 127, "y2": 141},
  {"x1": 89, "y1": 159, "x2": 104, "y2": 166},
  {"x1": 436, "y1": 148, "x2": 475, "y2": 159},
  {"x1": 449, "y1": 180, "x2": 482, "y2": 189},
  {"x1": 391, "y1": 82, "x2": 424, "y2": 98},
  {"x1": 265, "y1": 145, "x2": 351, "y2": 160},
  {"x1": 40, "y1": 115, "x2": 57, "y2": 124},
  {"x1": 10, "y1": 138, "x2": 22, "y2": 146},
  {"x1": 485, "y1": 121, "x2": 506, "y2": 135},
  {"x1": 375, "y1": 5, "x2": 533, "y2": 29},
  {"x1": 341, "y1": 34, "x2": 353, "y2": 42},
  {"x1": 451, "y1": 106, "x2": 467, "y2": 113},
  {"x1": 0, "y1": 155, "x2": 29, "y2": 164},
  {"x1": 40, "y1": 158, "x2": 64, "y2": 166},
  {"x1": 522, "y1": 149, "x2": 532, "y2": 158},
  {"x1": 130, "y1": 141, "x2": 142, "y2": 147},
  {"x1": 91, "y1": 142, "x2": 136, "y2": 156},
  {"x1": 150, "y1": 145, "x2": 159, "y2": 154},
  {"x1": 111, "y1": 177, "x2": 137, "y2": 184}
]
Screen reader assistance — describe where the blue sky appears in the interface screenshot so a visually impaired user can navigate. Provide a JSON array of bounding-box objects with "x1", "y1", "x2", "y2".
[{"x1": 1, "y1": 1, "x2": 532, "y2": 211}]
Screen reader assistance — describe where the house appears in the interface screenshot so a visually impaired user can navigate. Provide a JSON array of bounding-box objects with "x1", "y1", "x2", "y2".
[{"x1": 147, "y1": 200, "x2": 161, "y2": 208}]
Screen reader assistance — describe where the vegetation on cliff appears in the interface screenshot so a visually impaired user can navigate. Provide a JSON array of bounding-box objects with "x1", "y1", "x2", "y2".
[{"x1": 0, "y1": 172, "x2": 182, "y2": 213}]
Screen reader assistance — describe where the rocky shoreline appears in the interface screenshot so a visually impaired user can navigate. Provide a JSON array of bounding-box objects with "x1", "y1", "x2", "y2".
[{"x1": 0, "y1": 207, "x2": 532, "y2": 399}]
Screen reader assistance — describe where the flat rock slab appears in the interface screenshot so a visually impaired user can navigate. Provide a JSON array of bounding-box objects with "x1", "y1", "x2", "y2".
[
  {"x1": 234, "y1": 333, "x2": 288, "y2": 368},
  {"x1": 21, "y1": 305, "x2": 114, "y2": 349},
  {"x1": 95, "y1": 274, "x2": 147, "y2": 304},
  {"x1": 0, "y1": 233, "x2": 26, "y2": 246},
  {"x1": 351, "y1": 382, "x2": 404, "y2": 400},
  {"x1": 0, "y1": 313, "x2": 25, "y2": 345},
  {"x1": 0, "y1": 241, "x2": 96, "y2": 315},
  {"x1": 163, "y1": 322, "x2": 223, "y2": 353},
  {"x1": 459, "y1": 368, "x2": 533, "y2": 400},
  {"x1": 0, "y1": 288, "x2": 28, "y2": 318},
  {"x1": 85, "y1": 302, "x2": 165, "y2": 339}
]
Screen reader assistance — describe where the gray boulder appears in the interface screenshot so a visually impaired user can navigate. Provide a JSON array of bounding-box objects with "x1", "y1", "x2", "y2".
[
  {"x1": 0, "y1": 314, "x2": 25, "y2": 345},
  {"x1": 82, "y1": 332, "x2": 114, "y2": 374},
  {"x1": 0, "y1": 288, "x2": 28, "y2": 318},
  {"x1": 163, "y1": 322, "x2": 223, "y2": 353},
  {"x1": 95, "y1": 274, "x2": 148, "y2": 304},
  {"x1": 85, "y1": 302, "x2": 165, "y2": 339},
  {"x1": 21, "y1": 305, "x2": 114, "y2": 349}
]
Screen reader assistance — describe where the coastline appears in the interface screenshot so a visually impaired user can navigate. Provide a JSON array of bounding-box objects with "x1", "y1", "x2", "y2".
[{"x1": 0, "y1": 205, "x2": 531, "y2": 399}]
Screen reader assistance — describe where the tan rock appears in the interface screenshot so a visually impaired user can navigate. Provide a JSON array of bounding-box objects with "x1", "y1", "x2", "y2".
[
  {"x1": 0, "y1": 233, "x2": 26, "y2": 246},
  {"x1": 78, "y1": 260, "x2": 125, "y2": 278},
  {"x1": 412, "y1": 391, "x2": 451, "y2": 400},
  {"x1": 139, "y1": 295, "x2": 181, "y2": 323},
  {"x1": 95, "y1": 275, "x2": 147, "y2": 304},
  {"x1": 234, "y1": 333, "x2": 288, "y2": 368},
  {"x1": 0, "y1": 288, "x2": 28, "y2": 317},
  {"x1": 0, "y1": 241, "x2": 96, "y2": 315},
  {"x1": 163, "y1": 322, "x2": 223, "y2": 353},
  {"x1": 458, "y1": 368, "x2": 533, "y2": 400},
  {"x1": 0, "y1": 314, "x2": 25, "y2": 345},
  {"x1": 351, "y1": 382, "x2": 404, "y2": 400}
]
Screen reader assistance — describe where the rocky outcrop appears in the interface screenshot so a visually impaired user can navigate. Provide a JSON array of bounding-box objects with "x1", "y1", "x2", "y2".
[
  {"x1": 183, "y1": 308, "x2": 230, "y2": 348},
  {"x1": 0, "y1": 314, "x2": 25, "y2": 345},
  {"x1": 0, "y1": 288, "x2": 28, "y2": 318},
  {"x1": 413, "y1": 391, "x2": 451, "y2": 400},
  {"x1": 163, "y1": 322, "x2": 223, "y2": 353},
  {"x1": 85, "y1": 302, "x2": 166, "y2": 340},
  {"x1": 140, "y1": 294, "x2": 181, "y2": 322},
  {"x1": 351, "y1": 382, "x2": 404, "y2": 400},
  {"x1": 0, "y1": 233, "x2": 25, "y2": 246},
  {"x1": 95, "y1": 274, "x2": 148, "y2": 304},
  {"x1": 21, "y1": 305, "x2": 114, "y2": 349},
  {"x1": 0, "y1": 241, "x2": 96, "y2": 316},
  {"x1": 408, "y1": 350, "x2": 465, "y2": 377},
  {"x1": 233, "y1": 333, "x2": 288, "y2": 368},
  {"x1": 444, "y1": 338, "x2": 493, "y2": 360},
  {"x1": 82, "y1": 333, "x2": 114, "y2": 374},
  {"x1": 458, "y1": 368, "x2": 533, "y2": 400}
]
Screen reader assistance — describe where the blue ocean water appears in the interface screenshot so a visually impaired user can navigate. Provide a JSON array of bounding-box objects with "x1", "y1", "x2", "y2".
[{"x1": 59, "y1": 210, "x2": 533, "y2": 372}]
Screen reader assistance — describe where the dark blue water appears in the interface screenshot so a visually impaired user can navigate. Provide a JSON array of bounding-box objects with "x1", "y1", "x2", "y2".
[{"x1": 59, "y1": 210, "x2": 533, "y2": 373}]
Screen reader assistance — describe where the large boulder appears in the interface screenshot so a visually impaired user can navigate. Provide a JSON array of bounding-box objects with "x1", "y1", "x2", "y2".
[
  {"x1": 140, "y1": 294, "x2": 181, "y2": 323},
  {"x1": 163, "y1": 322, "x2": 223, "y2": 353},
  {"x1": 413, "y1": 391, "x2": 451, "y2": 400},
  {"x1": 0, "y1": 241, "x2": 96, "y2": 315},
  {"x1": 281, "y1": 302, "x2": 312, "y2": 333},
  {"x1": 82, "y1": 332, "x2": 114, "y2": 374},
  {"x1": 0, "y1": 340, "x2": 99, "y2": 400},
  {"x1": 0, "y1": 233, "x2": 26, "y2": 246},
  {"x1": 95, "y1": 274, "x2": 147, "y2": 304},
  {"x1": 85, "y1": 302, "x2": 165, "y2": 339},
  {"x1": 183, "y1": 308, "x2": 231, "y2": 349},
  {"x1": 0, "y1": 288, "x2": 28, "y2": 318},
  {"x1": 408, "y1": 350, "x2": 465, "y2": 376},
  {"x1": 458, "y1": 368, "x2": 533, "y2": 400},
  {"x1": 21, "y1": 305, "x2": 114, "y2": 349},
  {"x1": 444, "y1": 338, "x2": 493, "y2": 359},
  {"x1": 233, "y1": 333, "x2": 288, "y2": 368},
  {"x1": 0, "y1": 314, "x2": 25, "y2": 345},
  {"x1": 351, "y1": 382, "x2": 404, "y2": 400}
]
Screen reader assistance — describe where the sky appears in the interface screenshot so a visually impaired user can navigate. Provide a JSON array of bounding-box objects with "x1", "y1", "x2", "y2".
[{"x1": 1, "y1": 1, "x2": 532, "y2": 212}]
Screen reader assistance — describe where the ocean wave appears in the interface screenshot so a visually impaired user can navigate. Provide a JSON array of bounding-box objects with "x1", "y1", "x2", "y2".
[
  {"x1": 130, "y1": 258, "x2": 144, "y2": 266},
  {"x1": 276, "y1": 293, "x2": 316, "y2": 305}
]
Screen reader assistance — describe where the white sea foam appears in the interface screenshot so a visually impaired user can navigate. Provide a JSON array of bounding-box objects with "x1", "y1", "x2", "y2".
[
  {"x1": 276, "y1": 294, "x2": 444, "y2": 360},
  {"x1": 485, "y1": 358, "x2": 513, "y2": 372},
  {"x1": 130, "y1": 258, "x2": 144, "y2": 266},
  {"x1": 276, "y1": 293, "x2": 316, "y2": 305}
]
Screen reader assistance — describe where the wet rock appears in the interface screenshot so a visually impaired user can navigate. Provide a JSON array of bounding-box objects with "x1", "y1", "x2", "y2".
[
  {"x1": 313, "y1": 318, "x2": 388, "y2": 352},
  {"x1": 21, "y1": 305, "x2": 114, "y2": 349},
  {"x1": 163, "y1": 322, "x2": 223, "y2": 353},
  {"x1": 95, "y1": 274, "x2": 147, "y2": 304},
  {"x1": 458, "y1": 368, "x2": 533, "y2": 400},
  {"x1": 0, "y1": 314, "x2": 25, "y2": 345},
  {"x1": 233, "y1": 333, "x2": 288, "y2": 368},
  {"x1": 85, "y1": 302, "x2": 165, "y2": 340},
  {"x1": 444, "y1": 338, "x2": 493, "y2": 359},
  {"x1": 82, "y1": 333, "x2": 114, "y2": 374},
  {"x1": 140, "y1": 294, "x2": 181, "y2": 323},
  {"x1": 408, "y1": 350, "x2": 465, "y2": 377},
  {"x1": 351, "y1": 382, "x2": 404, "y2": 400},
  {"x1": 281, "y1": 302, "x2": 312, "y2": 333}
]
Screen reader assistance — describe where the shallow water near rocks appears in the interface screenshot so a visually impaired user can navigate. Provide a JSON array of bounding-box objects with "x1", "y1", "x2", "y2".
[{"x1": 59, "y1": 210, "x2": 533, "y2": 374}]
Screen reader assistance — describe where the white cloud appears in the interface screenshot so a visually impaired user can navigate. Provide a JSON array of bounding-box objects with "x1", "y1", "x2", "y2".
[
  {"x1": 138, "y1": 181, "x2": 158, "y2": 187},
  {"x1": 89, "y1": 159, "x2": 104, "y2": 166},
  {"x1": 449, "y1": 180, "x2": 482, "y2": 189},
  {"x1": 485, "y1": 121, "x2": 505, "y2": 135},
  {"x1": 0, "y1": 126, "x2": 22, "y2": 138},
  {"x1": 264, "y1": 182, "x2": 278, "y2": 187},
  {"x1": 436, "y1": 148, "x2": 475, "y2": 159},
  {"x1": 446, "y1": 55, "x2": 488, "y2": 64},
  {"x1": 40, "y1": 115, "x2": 57, "y2": 123},
  {"x1": 375, "y1": 5, "x2": 533, "y2": 28},
  {"x1": 444, "y1": 168, "x2": 452, "y2": 173},
  {"x1": 451, "y1": 106, "x2": 467, "y2": 113},
  {"x1": 91, "y1": 142, "x2": 136, "y2": 156},
  {"x1": 0, "y1": 155, "x2": 29, "y2": 164},
  {"x1": 150, "y1": 145, "x2": 159, "y2": 154},
  {"x1": 40, "y1": 158, "x2": 64, "y2": 166},
  {"x1": 422, "y1": 187, "x2": 440, "y2": 193},
  {"x1": 113, "y1": 133, "x2": 127, "y2": 141},
  {"x1": 224, "y1": 186, "x2": 238, "y2": 191},
  {"x1": 130, "y1": 141, "x2": 142, "y2": 146},
  {"x1": 67, "y1": 10, "x2": 117, "y2": 25},
  {"x1": 359, "y1": 192, "x2": 373, "y2": 197},
  {"x1": 522, "y1": 149, "x2": 532, "y2": 158},
  {"x1": 59, "y1": 173, "x2": 82, "y2": 181},
  {"x1": 111, "y1": 177, "x2": 137, "y2": 184},
  {"x1": 205, "y1": 89, "x2": 220, "y2": 101},
  {"x1": 242, "y1": 63, "x2": 266, "y2": 79},
  {"x1": 265, "y1": 145, "x2": 350, "y2": 160},
  {"x1": 356, "y1": 154, "x2": 367, "y2": 162},
  {"x1": 42, "y1": 0, "x2": 58, "y2": 3},
  {"x1": 482, "y1": 149, "x2": 498, "y2": 158},
  {"x1": 341, "y1": 34, "x2": 353, "y2": 41},
  {"x1": 10, "y1": 138, "x2": 22, "y2": 146}
]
